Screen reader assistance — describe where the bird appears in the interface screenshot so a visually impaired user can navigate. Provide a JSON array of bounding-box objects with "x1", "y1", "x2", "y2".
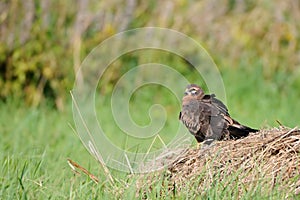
[{"x1": 179, "y1": 84, "x2": 258, "y2": 148}]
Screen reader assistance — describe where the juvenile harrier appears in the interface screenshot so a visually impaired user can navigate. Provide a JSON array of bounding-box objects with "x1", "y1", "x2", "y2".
[{"x1": 179, "y1": 84, "x2": 258, "y2": 147}]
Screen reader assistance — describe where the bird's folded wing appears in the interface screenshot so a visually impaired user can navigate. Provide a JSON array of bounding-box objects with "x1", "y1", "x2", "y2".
[{"x1": 203, "y1": 94, "x2": 229, "y2": 116}]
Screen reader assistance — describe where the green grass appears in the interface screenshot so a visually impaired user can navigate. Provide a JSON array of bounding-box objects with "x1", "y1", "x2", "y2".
[
  {"x1": 0, "y1": 100, "x2": 101, "y2": 199},
  {"x1": 1, "y1": 66, "x2": 300, "y2": 199}
]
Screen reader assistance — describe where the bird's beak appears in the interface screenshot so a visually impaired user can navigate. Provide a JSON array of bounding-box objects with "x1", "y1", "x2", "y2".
[{"x1": 184, "y1": 91, "x2": 189, "y2": 95}]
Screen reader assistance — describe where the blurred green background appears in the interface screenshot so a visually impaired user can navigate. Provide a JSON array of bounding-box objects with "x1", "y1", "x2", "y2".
[
  {"x1": 1, "y1": 0, "x2": 300, "y2": 198},
  {"x1": 1, "y1": 0, "x2": 299, "y2": 126}
]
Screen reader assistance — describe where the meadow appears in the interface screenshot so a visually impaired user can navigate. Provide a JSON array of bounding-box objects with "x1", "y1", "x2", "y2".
[
  {"x1": 1, "y1": 0, "x2": 300, "y2": 199},
  {"x1": 1, "y1": 65, "x2": 299, "y2": 199}
]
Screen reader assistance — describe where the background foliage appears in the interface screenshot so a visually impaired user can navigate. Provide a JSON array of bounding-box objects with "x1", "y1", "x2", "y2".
[{"x1": 1, "y1": 0, "x2": 300, "y2": 109}]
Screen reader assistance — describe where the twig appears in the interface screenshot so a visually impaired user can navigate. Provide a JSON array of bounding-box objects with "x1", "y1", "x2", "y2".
[{"x1": 67, "y1": 159, "x2": 99, "y2": 184}]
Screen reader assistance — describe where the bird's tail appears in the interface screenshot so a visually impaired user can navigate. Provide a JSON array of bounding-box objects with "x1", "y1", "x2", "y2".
[{"x1": 227, "y1": 118, "x2": 259, "y2": 139}]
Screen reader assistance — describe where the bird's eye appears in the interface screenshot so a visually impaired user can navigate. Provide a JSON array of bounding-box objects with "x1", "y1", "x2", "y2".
[{"x1": 190, "y1": 88, "x2": 198, "y2": 94}]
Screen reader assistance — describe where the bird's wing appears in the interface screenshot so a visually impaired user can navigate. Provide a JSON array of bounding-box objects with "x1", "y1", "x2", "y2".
[
  {"x1": 203, "y1": 94, "x2": 229, "y2": 116},
  {"x1": 203, "y1": 95, "x2": 258, "y2": 138},
  {"x1": 200, "y1": 95, "x2": 233, "y2": 140},
  {"x1": 202, "y1": 94, "x2": 235, "y2": 128}
]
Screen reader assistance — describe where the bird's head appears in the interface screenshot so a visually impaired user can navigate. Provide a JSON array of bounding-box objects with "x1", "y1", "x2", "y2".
[{"x1": 183, "y1": 84, "x2": 205, "y2": 99}]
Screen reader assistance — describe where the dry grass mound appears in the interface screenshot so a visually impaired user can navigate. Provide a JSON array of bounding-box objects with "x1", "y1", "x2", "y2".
[{"x1": 139, "y1": 127, "x2": 300, "y2": 197}]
